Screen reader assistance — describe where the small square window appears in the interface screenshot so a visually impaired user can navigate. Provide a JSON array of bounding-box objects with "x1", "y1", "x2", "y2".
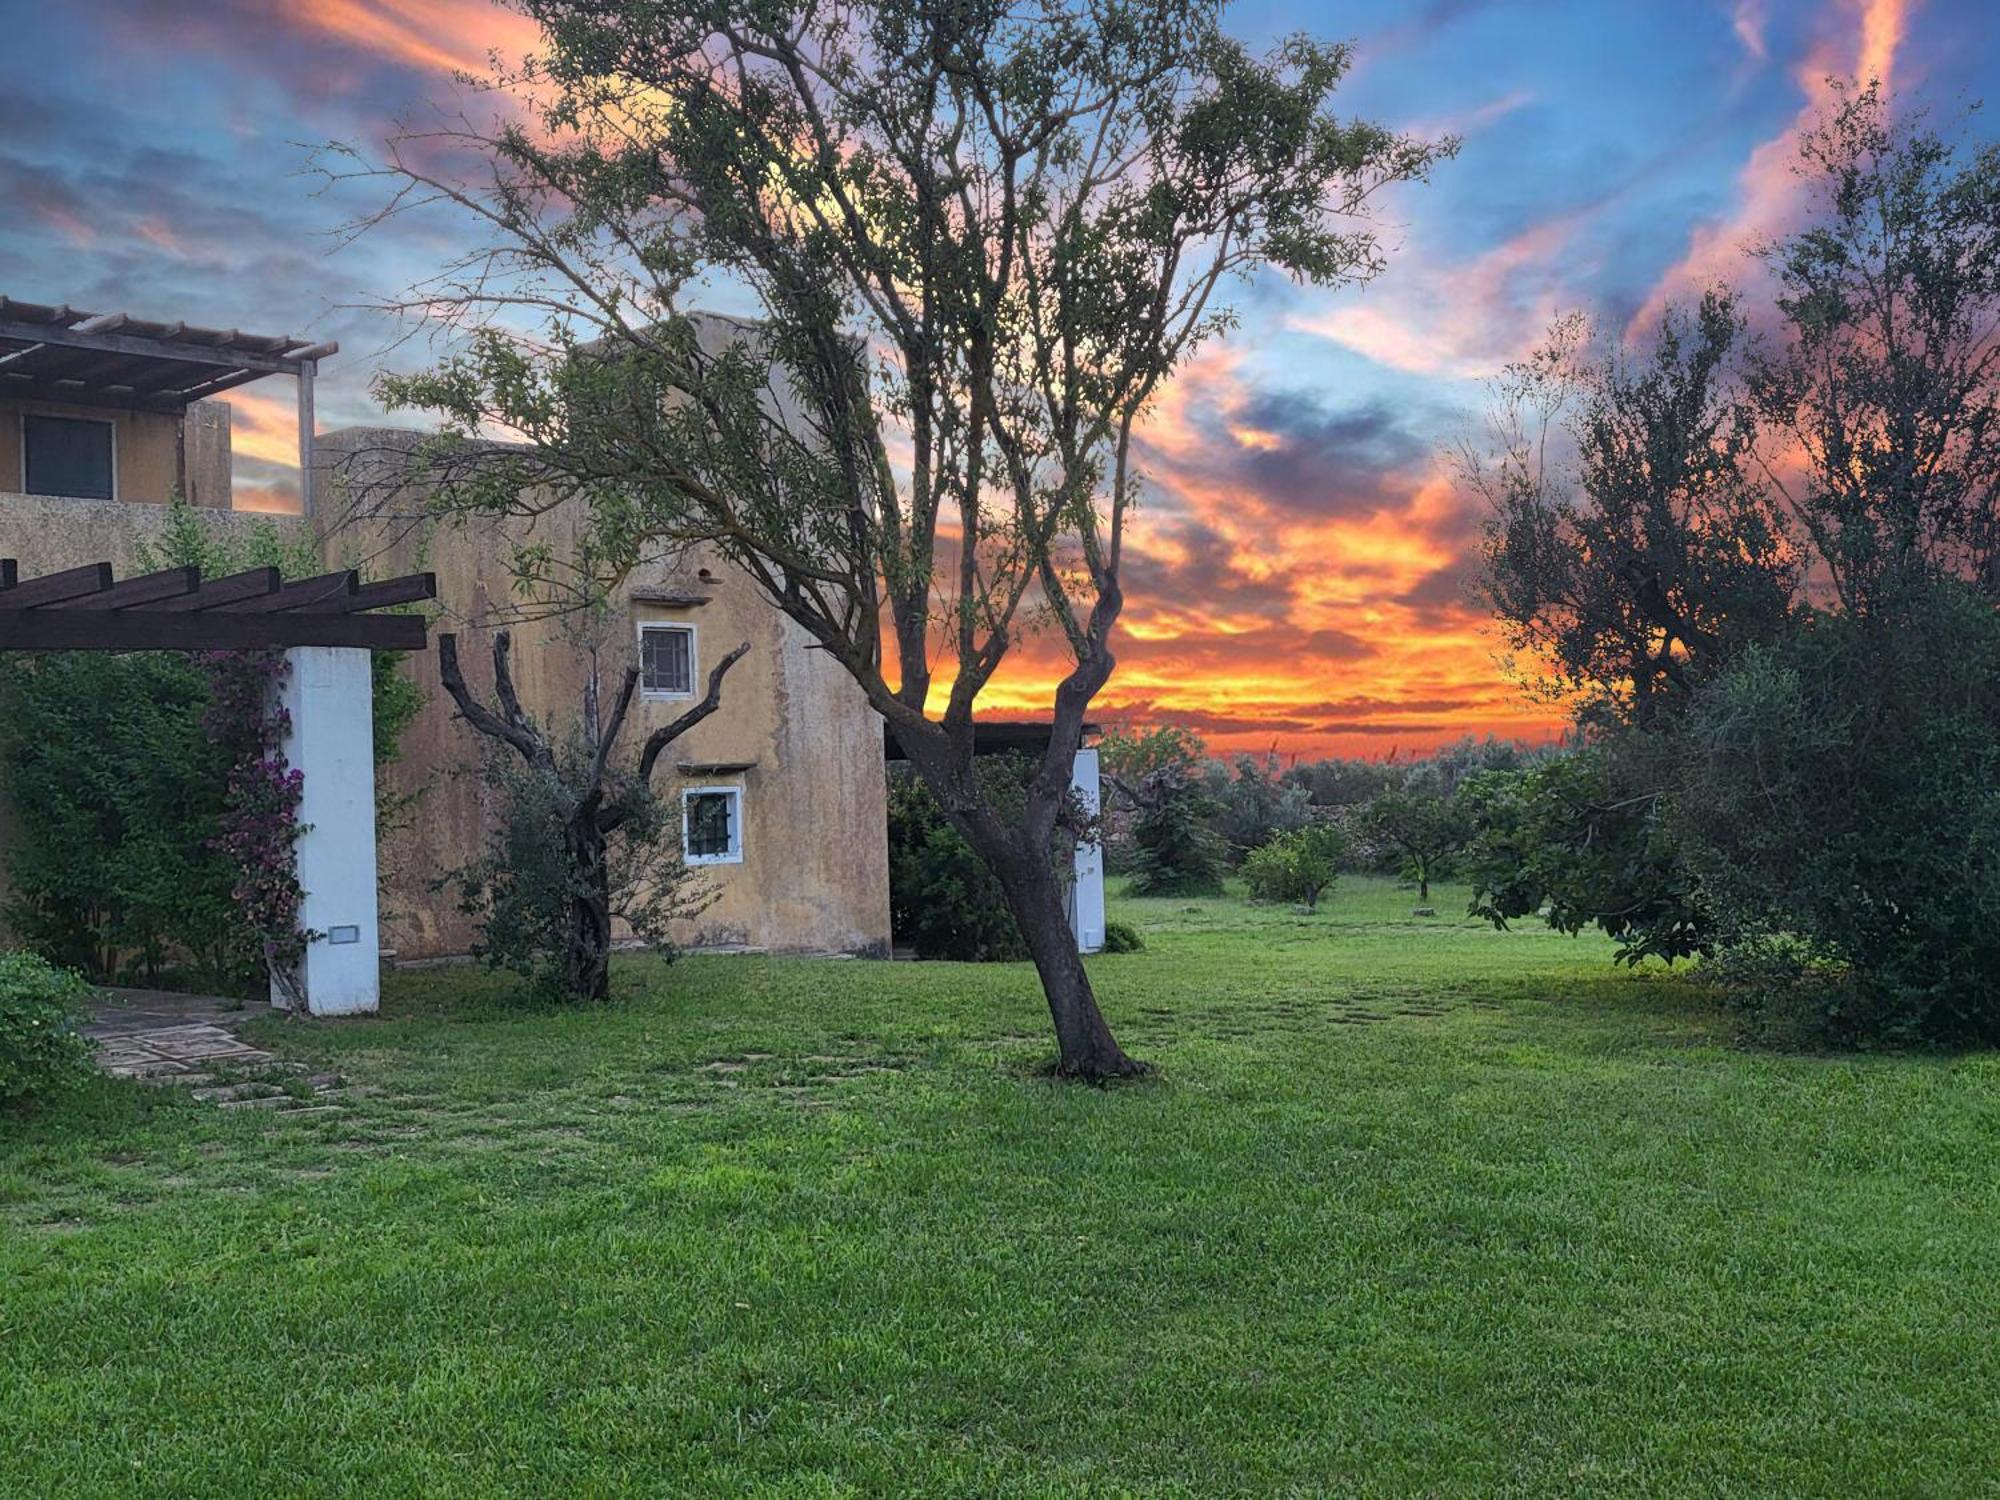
[
  {"x1": 640, "y1": 623, "x2": 695, "y2": 697},
  {"x1": 683, "y1": 787, "x2": 743, "y2": 865},
  {"x1": 23, "y1": 414, "x2": 113, "y2": 500}
]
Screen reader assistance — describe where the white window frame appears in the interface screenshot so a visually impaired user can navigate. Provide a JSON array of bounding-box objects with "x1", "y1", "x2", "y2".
[
  {"x1": 20, "y1": 411, "x2": 117, "y2": 502},
  {"x1": 682, "y1": 785, "x2": 744, "y2": 866},
  {"x1": 637, "y1": 620, "x2": 698, "y2": 701}
]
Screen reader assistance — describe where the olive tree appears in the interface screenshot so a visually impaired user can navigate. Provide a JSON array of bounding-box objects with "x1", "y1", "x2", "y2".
[{"x1": 333, "y1": 0, "x2": 1449, "y2": 1075}]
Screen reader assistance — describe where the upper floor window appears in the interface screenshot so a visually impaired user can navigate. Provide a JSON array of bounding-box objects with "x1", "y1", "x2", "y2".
[
  {"x1": 639, "y1": 622, "x2": 696, "y2": 698},
  {"x1": 22, "y1": 414, "x2": 114, "y2": 500}
]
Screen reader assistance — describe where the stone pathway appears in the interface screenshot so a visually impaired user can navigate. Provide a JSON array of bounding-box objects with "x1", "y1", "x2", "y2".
[{"x1": 85, "y1": 988, "x2": 352, "y2": 1116}]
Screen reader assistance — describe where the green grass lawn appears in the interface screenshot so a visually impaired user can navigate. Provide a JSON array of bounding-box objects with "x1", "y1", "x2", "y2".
[{"x1": 5, "y1": 877, "x2": 1999, "y2": 1497}]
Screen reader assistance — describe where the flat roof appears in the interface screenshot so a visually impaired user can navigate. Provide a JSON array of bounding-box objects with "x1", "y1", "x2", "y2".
[
  {"x1": 0, "y1": 296, "x2": 336, "y2": 415},
  {"x1": 884, "y1": 721, "x2": 1101, "y2": 761}
]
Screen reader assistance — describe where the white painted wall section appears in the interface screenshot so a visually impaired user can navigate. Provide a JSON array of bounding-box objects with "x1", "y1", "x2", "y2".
[
  {"x1": 273, "y1": 645, "x2": 380, "y2": 1016},
  {"x1": 1069, "y1": 746, "x2": 1106, "y2": 954}
]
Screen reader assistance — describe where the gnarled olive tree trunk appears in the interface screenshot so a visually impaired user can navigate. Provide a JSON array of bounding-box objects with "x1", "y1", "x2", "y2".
[{"x1": 438, "y1": 629, "x2": 746, "y2": 1001}]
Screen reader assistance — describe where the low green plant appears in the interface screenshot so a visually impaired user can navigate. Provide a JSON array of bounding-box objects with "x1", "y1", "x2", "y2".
[
  {"x1": 448, "y1": 746, "x2": 711, "y2": 999},
  {"x1": 0, "y1": 950, "x2": 94, "y2": 1106},
  {"x1": 1127, "y1": 770, "x2": 1227, "y2": 897},
  {"x1": 887, "y1": 770, "x2": 1028, "y2": 961},
  {"x1": 1241, "y1": 822, "x2": 1350, "y2": 910},
  {"x1": 1100, "y1": 919, "x2": 1144, "y2": 953}
]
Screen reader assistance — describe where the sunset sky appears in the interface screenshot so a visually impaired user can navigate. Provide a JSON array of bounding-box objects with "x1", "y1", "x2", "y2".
[{"x1": 2, "y1": 0, "x2": 1991, "y2": 756}]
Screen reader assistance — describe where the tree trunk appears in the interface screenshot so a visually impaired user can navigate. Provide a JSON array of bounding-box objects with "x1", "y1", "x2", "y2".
[
  {"x1": 566, "y1": 816, "x2": 614, "y2": 1002},
  {"x1": 1418, "y1": 868, "x2": 1430, "y2": 904},
  {"x1": 983, "y1": 836, "x2": 1147, "y2": 1080}
]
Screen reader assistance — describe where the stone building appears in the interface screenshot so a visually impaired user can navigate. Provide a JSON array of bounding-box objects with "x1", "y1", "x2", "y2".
[{"x1": 0, "y1": 295, "x2": 891, "y2": 963}]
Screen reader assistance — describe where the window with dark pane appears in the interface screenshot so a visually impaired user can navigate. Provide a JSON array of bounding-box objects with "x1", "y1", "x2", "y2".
[
  {"x1": 685, "y1": 790, "x2": 738, "y2": 860},
  {"x1": 23, "y1": 415, "x2": 114, "y2": 500},
  {"x1": 640, "y1": 624, "x2": 694, "y2": 695}
]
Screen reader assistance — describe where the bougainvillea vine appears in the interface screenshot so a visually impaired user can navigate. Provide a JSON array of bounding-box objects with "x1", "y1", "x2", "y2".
[{"x1": 201, "y1": 651, "x2": 316, "y2": 1011}]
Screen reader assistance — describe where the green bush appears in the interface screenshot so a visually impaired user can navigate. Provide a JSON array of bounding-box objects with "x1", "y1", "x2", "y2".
[
  {"x1": 1241, "y1": 823, "x2": 1350, "y2": 910},
  {"x1": 1101, "y1": 919, "x2": 1144, "y2": 953},
  {"x1": 0, "y1": 652, "x2": 248, "y2": 990},
  {"x1": 1128, "y1": 771, "x2": 1227, "y2": 897},
  {"x1": 0, "y1": 951, "x2": 95, "y2": 1107},
  {"x1": 886, "y1": 770, "x2": 1029, "y2": 961},
  {"x1": 447, "y1": 746, "x2": 710, "y2": 999},
  {"x1": 1670, "y1": 585, "x2": 2000, "y2": 1045},
  {"x1": 1204, "y1": 755, "x2": 1312, "y2": 862}
]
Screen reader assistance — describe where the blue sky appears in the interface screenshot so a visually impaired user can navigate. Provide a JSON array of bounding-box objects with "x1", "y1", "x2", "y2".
[{"x1": 1, "y1": 0, "x2": 1993, "y2": 751}]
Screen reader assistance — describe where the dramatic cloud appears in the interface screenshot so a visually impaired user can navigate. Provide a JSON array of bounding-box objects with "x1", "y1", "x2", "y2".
[
  {"x1": 1628, "y1": 0, "x2": 1918, "y2": 337},
  {"x1": 1, "y1": 0, "x2": 1988, "y2": 756}
]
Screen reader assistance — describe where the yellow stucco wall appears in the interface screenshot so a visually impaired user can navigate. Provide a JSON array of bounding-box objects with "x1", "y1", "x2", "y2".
[
  {"x1": 0, "y1": 398, "x2": 193, "y2": 506},
  {"x1": 318, "y1": 427, "x2": 891, "y2": 960}
]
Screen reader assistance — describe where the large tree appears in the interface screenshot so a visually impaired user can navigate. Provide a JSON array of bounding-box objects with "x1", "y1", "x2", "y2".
[
  {"x1": 337, "y1": 0, "x2": 1448, "y2": 1076},
  {"x1": 1466, "y1": 294, "x2": 1797, "y2": 730}
]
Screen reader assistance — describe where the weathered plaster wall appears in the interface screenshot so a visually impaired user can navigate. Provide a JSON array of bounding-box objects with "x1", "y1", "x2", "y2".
[
  {"x1": 0, "y1": 397, "x2": 228, "y2": 506},
  {"x1": 0, "y1": 487, "x2": 300, "y2": 571},
  {"x1": 318, "y1": 427, "x2": 891, "y2": 961}
]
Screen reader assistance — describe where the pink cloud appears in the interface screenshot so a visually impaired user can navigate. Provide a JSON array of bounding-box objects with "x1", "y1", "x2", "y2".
[{"x1": 1627, "y1": 0, "x2": 1917, "y2": 339}]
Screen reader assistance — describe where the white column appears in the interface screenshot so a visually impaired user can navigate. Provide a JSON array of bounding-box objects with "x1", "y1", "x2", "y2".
[
  {"x1": 272, "y1": 645, "x2": 380, "y2": 1016},
  {"x1": 1069, "y1": 746, "x2": 1106, "y2": 954}
]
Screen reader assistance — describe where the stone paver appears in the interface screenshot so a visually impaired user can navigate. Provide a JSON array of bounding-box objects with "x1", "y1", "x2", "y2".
[{"x1": 84, "y1": 988, "x2": 351, "y2": 1116}]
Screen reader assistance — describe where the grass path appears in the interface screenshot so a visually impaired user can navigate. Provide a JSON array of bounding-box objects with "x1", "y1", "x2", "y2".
[{"x1": 4, "y1": 879, "x2": 1998, "y2": 1496}]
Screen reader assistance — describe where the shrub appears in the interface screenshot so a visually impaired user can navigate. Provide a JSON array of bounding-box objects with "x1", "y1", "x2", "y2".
[
  {"x1": 1460, "y1": 746, "x2": 1707, "y2": 966},
  {"x1": 1669, "y1": 586, "x2": 2000, "y2": 1045},
  {"x1": 1241, "y1": 823, "x2": 1349, "y2": 910},
  {"x1": 448, "y1": 746, "x2": 712, "y2": 998},
  {"x1": 1356, "y1": 782, "x2": 1472, "y2": 904},
  {"x1": 1127, "y1": 770, "x2": 1227, "y2": 897},
  {"x1": 1205, "y1": 755, "x2": 1313, "y2": 862},
  {"x1": 1101, "y1": 919, "x2": 1144, "y2": 953},
  {"x1": 0, "y1": 951, "x2": 95, "y2": 1107},
  {"x1": 0, "y1": 651, "x2": 248, "y2": 989},
  {"x1": 887, "y1": 770, "x2": 1029, "y2": 961}
]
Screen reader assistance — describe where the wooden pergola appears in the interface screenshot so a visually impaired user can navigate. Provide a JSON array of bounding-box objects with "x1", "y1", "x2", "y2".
[
  {"x1": 0, "y1": 296, "x2": 339, "y2": 514},
  {"x1": 0, "y1": 558, "x2": 438, "y2": 1016},
  {"x1": 0, "y1": 560, "x2": 433, "y2": 651}
]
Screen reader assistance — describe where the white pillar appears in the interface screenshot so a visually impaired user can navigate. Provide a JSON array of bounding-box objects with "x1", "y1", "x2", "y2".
[
  {"x1": 272, "y1": 645, "x2": 380, "y2": 1016},
  {"x1": 1069, "y1": 746, "x2": 1106, "y2": 953}
]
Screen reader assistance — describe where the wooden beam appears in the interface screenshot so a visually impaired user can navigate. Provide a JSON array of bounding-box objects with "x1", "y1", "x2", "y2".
[
  {"x1": 0, "y1": 376, "x2": 187, "y2": 416},
  {"x1": 326, "y1": 572, "x2": 437, "y2": 613},
  {"x1": 0, "y1": 319, "x2": 302, "y2": 375},
  {"x1": 298, "y1": 359, "x2": 317, "y2": 520},
  {"x1": 152, "y1": 567, "x2": 281, "y2": 612},
  {"x1": 45, "y1": 566, "x2": 200, "y2": 611},
  {"x1": 212, "y1": 570, "x2": 356, "y2": 614},
  {"x1": 0, "y1": 610, "x2": 428, "y2": 652},
  {"x1": 0, "y1": 563, "x2": 113, "y2": 608},
  {"x1": 0, "y1": 559, "x2": 16, "y2": 592}
]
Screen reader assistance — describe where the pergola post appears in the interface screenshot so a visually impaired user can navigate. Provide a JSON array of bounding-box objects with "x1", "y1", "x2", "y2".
[
  {"x1": 1069, "y1": 746, "x2": 1106, "y2": 954},
  {"x1": 273, "y1": 645, "x2": 380, "y2": 1015}
]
